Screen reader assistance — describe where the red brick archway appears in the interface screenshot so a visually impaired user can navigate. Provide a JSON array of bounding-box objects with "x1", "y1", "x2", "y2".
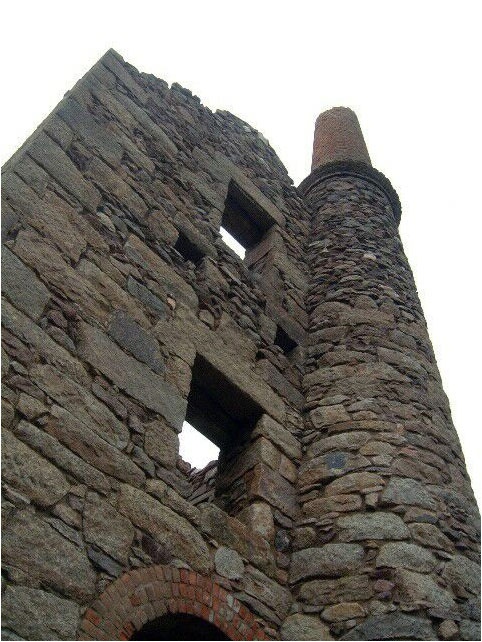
[{"x1": 79, "y1": 565, "x2": 270, "y2": 641}]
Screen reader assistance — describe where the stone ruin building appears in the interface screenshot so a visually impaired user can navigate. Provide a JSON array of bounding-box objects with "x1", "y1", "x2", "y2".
[{"x1": 1, "y1": 49, "x2": 480, "y2": 641}]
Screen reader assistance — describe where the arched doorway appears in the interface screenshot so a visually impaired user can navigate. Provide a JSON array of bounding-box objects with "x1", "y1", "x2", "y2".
[
  {"x1": 78, "y1": 564, "x2": 270, "y2": 641},
  {"x1": 131, "y1": 613, "x2": 229, "y2": 640}
]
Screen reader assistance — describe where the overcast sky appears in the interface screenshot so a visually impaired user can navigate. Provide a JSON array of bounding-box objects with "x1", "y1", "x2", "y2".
[{"x1": 2, "y1": 1, "x2": 480, "y2": 501}]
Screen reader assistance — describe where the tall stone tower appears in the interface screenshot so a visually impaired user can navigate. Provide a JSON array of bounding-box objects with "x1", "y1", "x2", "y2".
[{"x1": 1, "y1": 50, "x2": 480, "y2": 641}]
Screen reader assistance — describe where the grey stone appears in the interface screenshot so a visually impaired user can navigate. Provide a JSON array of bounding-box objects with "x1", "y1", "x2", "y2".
[
  {"x1": 459, "y1": 620, "x2": 481, "y2": 641},
  {"x1": 77, "y1": 322, "x2": 187, "y2": 430},
  {"x1": 338, "y1": 512, "x2": 409, "y2": 541},
  {"x1": 109, "y1": 310, "x2": 164, "y2": 373},
  {"x1": 118, "y1": 484, "x2": 211, "y2": 573},
  {"x1": 83, "y1": 493, "x2": 134, "y2": 564},
  {"x1": 290, "y1": 544, "x2": 365, "y2": 582},
  {"x1": 87, "y1": 546, "x2": 123, "y2": 577},
  {"x1": 2, "y1": 509, "x2": 96, "y2": 600},
  {"x1": 127, "y1": 276, "x2": 169, "y2": 319},
  {"x1": 307, "y1": 431, "x2": 370, "y2": 458},
  {"x1": 376, "y1": 542, "x2": 436, "y2": 572},
  {"x1": 299, "y1": 451, "x2": 371, "y2": 486},
  {"x1": 32, "y1": 363, "x2": 129, "y2": 449},
  {"x1": 214, "y1": 547, "x2": 244, "y2": 580},
  {"x1": 408, "y1": 523, "x2": 454, "y2": 551},
  {"x1": 442, "y1": 555, "x2": 480, "y2": 596},
  {"x1": 396, "y1": 569, "x2": 456, "y2": 609},
  {"x1": 381, "y1": 477, "x2": 436, "y2": 509},
  {"x1": 243, "y1": 567, "x2": 292, "y2": 620},
  {"x1": 280, "y1": 614, "x2": 333, "y2": 641},
  {"x1": 324, "y1": 471, "x2": 385, "y2": 496},
  {"x1": 1, "y1": 585, "x2": 79, "y2": 640},
  {"x1": 322, "y1": 602, "x2": 366, "y2": 622},
  {"x1": 2, "y1": 429, "x2": 70, "y2": 507},
  {"x1": 299, "y1": 575, "x2": 373, "y2": 606},
  {"x1": 341, "y1": 612, "x2": 435, "y2": 640},
  {"x1": 144, "y1": 420, "x2": 179, "y2": 469},
  {"x1": 252, "y1": 414, "x2": 302, "y2": 461},
  {"x1": 14, "y1": 419, "x2": 110, "y2": 493},
  {"x1": 2, "y1": 246, "x2": 50, "y2": 320},
  {"x1": 46, "y1": 405, "x2": 145, "y2": 486},
  {"x1": 310, "y1": 403, "x2": 350, "y2": 428}
]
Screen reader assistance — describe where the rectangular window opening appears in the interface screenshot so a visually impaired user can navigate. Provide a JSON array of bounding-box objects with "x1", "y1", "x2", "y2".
[
  {"x1": 174, "y1": 231, "x2": 205, "y2": 265},
  {"x1": 182, "y1": 354, "x2": 263, "y2": 507},
  {"x1": 220, "y1": 180, "x2": 274, "y2": 260},
  {"x1": 274, "y1": 324, "x2": 298, "y2": 356}
]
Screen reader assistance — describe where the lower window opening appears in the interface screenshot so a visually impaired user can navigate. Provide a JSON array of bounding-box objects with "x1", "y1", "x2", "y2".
[{"x1": 130, "y1": 613, "x2": 229, "y2": 641}]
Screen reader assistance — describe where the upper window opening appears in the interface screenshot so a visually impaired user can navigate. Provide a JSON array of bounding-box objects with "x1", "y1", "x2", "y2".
[
  {"x1": 186, "y1": 354, "x2": 262, "y2": 451},
  {"x1": 274, "y1": 324, "x2": 298, "y2": 355},
  {"x1": 220, "y1": 180, "x2": 274, "y2": 259},
  {"x1": 174, "y1": 231, "x2": 204, "y2": 265},
  {"x1": 179, "y1": 419, "x2": 219, "y2": 469},
  {"x1": 220, "y1": 226, "x2": 246, "y2": 259}
]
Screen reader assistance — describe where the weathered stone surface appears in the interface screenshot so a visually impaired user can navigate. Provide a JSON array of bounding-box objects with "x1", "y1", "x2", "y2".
[
  {"x1": 459, "y1": 620, "x2": 481, "y2": 641},
  {"x1": 322, "y1": 601, "x2": 366, "y2": 622},
  {"x1": 145, "y1": 479, "x2": 201, "y2": 525},
  {"x1": 144, "y1": 420, "x2": 179, "y2": 469},
  {"x1": 307, "y1": 431, "x2": 370, "y2": 458},
  {"x1": 214, "y1": 547, "x2": 244, "y2": 579},
  {"x1": 2, "y1": 247, "x2": 50, "y2": 320},
  {"x1": 299, "y1": 451, "x2": 370, "y2": 486},
  {"x1": 376, "y1": 542, "x2": 436, "y2": 572},
  {"x1": 341, "y1": 612, "x2": 435, "y2": 640},
  {"x1": 14, "y1": 419, "x2": 110, "y2": 493},
  {"x1": 252, "y1": 414, "x2": 302, "y2": 460},
  {"x1": 108, "y1": 310, "x2": 164, "y2": 373},
  {"x1": 118, "y1": 484, "x2": 211, "y2": 573},
  {"x1": 324, "y1": 471, "x2": 384, "y2": 496},
  {"x1": 280, "y1": 614, "x2": 333, "y2": 641},
  {"x1": 338, "y1": 512, "x2": 409, "y2": 541},
  {"x1": 299, "y1": 575, "x2": 373, "y2": 605},
  {"x1": 2, "y1": 429, "x2": 70, "y2": 507},
  {"x1": 442, "y1": 555, "x2": 480, "y2": 596},
  {"x1": 32, "y1": 363, "x2": 129, "y2": 449},
  {"x1": 2, "y1": 510, "x2": 96, "y2": 600},
  {"x1": 395, "y1": 569, "x2": 456, "y2": 608},
  {"x1": 46, "y1": 405, "x2": 145, "y2": 486},
  {"x1": 248, "y1": 463, "x2": 297, "y2": 519},
  {"x1": 303, "y1": 493, "x2": 362, "y2": 516},
  {"x1": 77, "y1": 322, "x2": 187, "y2": 429},
  {"x1": 408, "y1": 523, "x2": 454, "y2": 551},
  {"x1": 310, "y1": 403, "x2": 350, "y2": 428},
  {"x1": 381, "y1": 476, "x2": 436, "y2": 509},
  {"x1": 237, "y1": 501, "x2": 275, "y2": 541},
  {"x1": 83, "y1": 492, "x2": 134, "y2": 564},
  {"x1": 290, "y1": 544, "x2": 364, "y2": 582},
  {"x1": 1, "y1": 585, "x2": 79, "y2": 640}
]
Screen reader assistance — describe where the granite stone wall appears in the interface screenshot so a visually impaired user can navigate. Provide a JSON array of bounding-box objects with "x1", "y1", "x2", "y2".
[{"x1": 1, "y1": 49, "x2": 480, "y2": 641}]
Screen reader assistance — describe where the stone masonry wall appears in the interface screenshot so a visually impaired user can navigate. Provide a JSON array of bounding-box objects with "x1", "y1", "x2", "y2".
[
  {"x1": 2, "y1": 49, "x2": 309, "y2": 640},
  {"x1": 1, "y1": 48, "x2": 480, "y2": 641}
]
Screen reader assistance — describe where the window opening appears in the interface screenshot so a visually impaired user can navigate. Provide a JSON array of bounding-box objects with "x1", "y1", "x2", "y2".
[
  {"x1": 173, "y1": 231, "x2": 204, "y2": 264},
  {"x1": 220, "y1": 180, "x2": 274, "y2": 260},
  {"x1": 274, "y1": 324, "x2": 298, "y2": 355},
  {"x1": 179, "y1": 419, "x2": 219, "y2": 469},
  {"x1": 220, "y1": 226, "x2": 246, "y2": 259}
]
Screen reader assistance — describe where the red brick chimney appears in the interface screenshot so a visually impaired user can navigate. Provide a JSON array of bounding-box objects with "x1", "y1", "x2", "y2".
[{"x1": 311, "y1": 107, "x2": 371, "y2": 171}]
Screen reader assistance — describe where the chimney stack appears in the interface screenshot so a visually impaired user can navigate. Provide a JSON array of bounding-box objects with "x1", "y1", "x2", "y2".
[{"x1": 311, "y1": 106, "x2": 371, "y2": 171}]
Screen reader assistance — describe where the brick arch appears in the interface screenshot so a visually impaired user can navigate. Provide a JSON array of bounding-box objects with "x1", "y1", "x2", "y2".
[{"x1": 79, "y1": 565, "x2": 270, "y2": 641}]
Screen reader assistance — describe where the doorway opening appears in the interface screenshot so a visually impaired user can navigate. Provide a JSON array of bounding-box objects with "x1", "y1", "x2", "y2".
[{"x1": 130, "y1": 613, "x2": 229, "y2": 641}]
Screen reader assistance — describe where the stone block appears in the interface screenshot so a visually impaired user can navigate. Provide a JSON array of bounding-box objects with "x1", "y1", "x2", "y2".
[
  {"x1": 1, "y1": 246, "x2": 50, "y2": 320},
  {"x1": 290, "y1": 544, "x2": 365, "y2": 582},
  {"x1": 376, "y1": 542, "x2": 436, "y2": 572},
  {"x1": 280, "y1": 614, "x2": 333, "y2": 641},
  {"x1": 381, "y1": 476, "x2": 436, "y2": 509},
  {"x1": 83, "y1": 492, "x2": 134, "y2": 564},
  {"x1": 144, "y1": 420, "x2": 179, "y2": 469},
  {"x1": 109, "y1": 310, "x2": 164, "y2": 373},
  {"x1": 337, "y1": 512, "x2": 409, "y2": 541}
]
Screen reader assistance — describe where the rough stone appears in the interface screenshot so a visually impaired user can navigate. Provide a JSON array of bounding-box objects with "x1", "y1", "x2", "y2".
[
  {"x1": 322, "y1": 602, "x2": 366, "y2": 622},
  {"x1": 290, "y1": 544, "x2": 364, "y2": 582},
  {"x1": 83, "y1": 492, "x2": 134, "y2": 564},
  {"x1": 338, "y1": 512, "x2": 409, "y2": 541},
  {"x1": 381, "y1": 476, "x2": 436, "y2": 509},
  {"x1": 324, "y1": 471, "x2": 385, "y2": 496},
  {"x1": 77, "y1": 322, "x2": 187, "y2": 429},
  {"x1": 1, "y1": 585, "x2": 79, "y2": 641},
  {"x1": 299, "y1": 575, "x2": 374, "y2": 605},
  {"x1": 144, "y1": 420, "x2": 179, "y2": 468},
  {"x1": 341, "y1": 612, "x2": 435, "y2": 640},
  {"x1": 442, "y1": 555, "x2": 480, "y2": 596},
  {"x1": 2, "y1": 246, "x2": 50, "y2": 320},
  {"x1": 118, "y1": 484, "x2": 211, "y2": 573},
  {"x1": 395, "y1": 569, "x2": 456, "y2": 609},
  {"x1": 376, "y1": 542, "x2": 436, "y2": 572},
  {"x1": 108, "y1": 310, "x2": 164, "y2": 373},
  {"x1": 2, "y1": 429, "x2": 70, "y2": 507},
  {"x1": 214, "y1": 546, "x2": 245, "y2": 579},
  {"x1": 408, "y1": 523, "x2": 454, "y2": 551},
  {"x1": 280, "y1": 614, "x2": 333, "y2": 641},
  {"x1": 2, "y1": 509, "x2": 96, "y2": 600}
]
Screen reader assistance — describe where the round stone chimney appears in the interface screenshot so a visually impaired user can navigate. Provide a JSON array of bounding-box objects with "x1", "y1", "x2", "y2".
[{"x1": 311, "y1": 106, "x2": 371, "y2": 171}]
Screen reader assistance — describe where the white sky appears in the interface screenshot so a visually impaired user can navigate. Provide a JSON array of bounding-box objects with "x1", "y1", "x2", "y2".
[{"x1": 2, "y1": 1, "x2": 481, "y2": 502}]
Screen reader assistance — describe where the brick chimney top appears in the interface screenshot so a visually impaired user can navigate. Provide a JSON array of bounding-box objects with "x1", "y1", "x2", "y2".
[{"x1": 311, "y1": 107, "x2": 371, "y2": 171}]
